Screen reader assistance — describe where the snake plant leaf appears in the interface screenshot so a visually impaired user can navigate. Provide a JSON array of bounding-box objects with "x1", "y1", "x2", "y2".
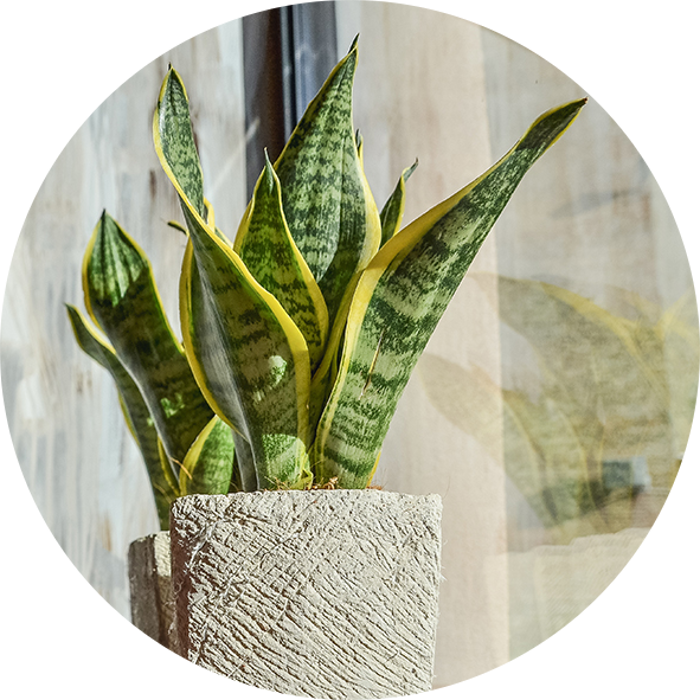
[
  {"x1": 178, "y1": 205, "x2": 312, "y2": 488},
  {"x1": 155, "y1": 67, "x2": 313, "y2": 488},
  {"x1": 156, "y1": 68, "x2": 232, "y2": 246},
  {"x1": 154, "y1": 71, "x2": 312, "y2": 488},
  {"x1": 379, "y1": 159, "x2": 419, "y2": 246},
  {"x1": 179, "y1": 415, "x2": 236, "y2": 495},
  {"x1": 155, "y1": 66, "x2": 206, "y2": 219},
  {"x1": 231, "y1": 433, "x2": 258, "y2": 492},
  {"x1": 156, "y1": 438, "x2": 182, "y2": 497},
  {"x1": 308, "y1": 269, "x2": 363, "y2": 434},
  {"x1": 82, "y1": 211, "x2": 215, "y2": 474},
  {"x1": 313, "y1": 98, "x2": 587, "y2": 487},
  {"x1": 273, "y1": 36, "x2": 382, "y2": 328},
  {"x1": 66, "y1": 304, "x2": 177, "y2": 528},
  {"x1": 235, "y1": 152, "x2": 329, "y2": 371}
]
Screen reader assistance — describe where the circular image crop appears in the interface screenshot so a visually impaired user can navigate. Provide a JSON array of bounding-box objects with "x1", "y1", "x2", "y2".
[{"x1": 2, "y1": 1, "x2": 697, "y2": 696}]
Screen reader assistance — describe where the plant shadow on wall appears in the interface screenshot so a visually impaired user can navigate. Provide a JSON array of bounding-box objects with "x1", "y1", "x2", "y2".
[
  {"x1": 66, "y1": 37, "x2": 586, "y2": 522},
  {"x1": 418, "y1": 273, "x2": 698, "y2": 546}
]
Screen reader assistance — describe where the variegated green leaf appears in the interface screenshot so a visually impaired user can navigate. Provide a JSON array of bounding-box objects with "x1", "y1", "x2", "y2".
[
  {"x1": 66, "y1": 304, "x2": 177, "y2": 528},
  {"x1": 273, "y1": 37, "x2": 382, "y2": 327},
  {"x1": 155, "y1": 66, "x2": 206, "y2": 219},
  {"x1": 308, "y1": 269, "x2": 362, "y2": 435},
  {"x1": 379, "y1": 159, "x2": 418, "y2": 246},
  {"x1": 156, "y1": 67, "x2": 231, "y2": 246},
  {"x1": 179, "y1": 219, "x2": 312, "y2": 489},
  {"x1": 157, "y1": 438, "x2": 182, "y2": 498},
  {"x1": 232, "y1": 434, "x2": 258, "y2": 492},
  {"x1": 179, "y1": 415, "x2": 235, "y2": 495},
  {"x1": 154, "y1": 67, "x2": 314, "y2": 489},
  {"x1": 235, "y1": 153, "x2": 329, "y2": 370},
  {"x1": 313, "y1": 98, "x2": 587, "y2": 487},
  {"x1": 82, "y1": 211, "x2": 214, "y2": 472}
]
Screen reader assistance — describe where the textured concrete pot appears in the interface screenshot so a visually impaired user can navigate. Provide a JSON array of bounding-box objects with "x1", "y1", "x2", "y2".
[
  {"x1": 169, "y1": 490, "x2": 442, "y2": 698},
  {"x1": 128, "y1": 531, "x2": 179, "y2": 654}
]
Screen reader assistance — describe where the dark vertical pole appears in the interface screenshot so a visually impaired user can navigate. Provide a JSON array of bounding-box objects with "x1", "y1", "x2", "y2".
[
  {"x1": 280, "y1": 2, "x2": 338, "y2": 138},
  {"x1": 243, "y1": 2, "x2": 338, "y2": 197},
  {"x1": 242, "y1": 10, "x2": 286, "y2": 197},
  {"x1": 278, "y1": 6, "x2": 297, "y2": 141}
]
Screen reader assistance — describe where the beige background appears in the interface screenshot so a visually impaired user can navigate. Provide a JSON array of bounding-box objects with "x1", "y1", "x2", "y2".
[{"x1": 2, "y1": 0, "x2": 695, "y2": 691}]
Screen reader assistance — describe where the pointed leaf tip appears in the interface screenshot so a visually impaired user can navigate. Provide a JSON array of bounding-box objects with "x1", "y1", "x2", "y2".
[{"x1": 518, "y1": 97, "x2": 587, "y2": 154}]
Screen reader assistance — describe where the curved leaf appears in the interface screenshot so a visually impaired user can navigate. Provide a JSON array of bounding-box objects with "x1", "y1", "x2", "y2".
[
  {"x1": 82, "y1": 211, "x2": 214, "y2": 472},
  {"x1": 232, "y1": 434, "x2": 258, "y2": 492},
  {"x1": 179, "y1": 415, "x2": 236, "y2": 496},
  {"x1": 379, "y1": 159, "x2": 418, "y2": 246},
  {"x1": 273, "y1": 37, "x2": 382, "y2": 327},
  {"x1": 179, "y1": 223, "x2": 311, "y2": 489},
  {"x1": 313, "y1": 99, "x2": 587, "y2": 487},
  {"x1": 236, "y1": 153, "x2": 329, "y2": 370},
  {"x1": 66, "y1": 304, "x2": 178, "y2": 528},
  {"x1": 154, "y1": 66, "x2": 312, "y2": 489},
  {"x1": 155, "y1": 65, "x2": 206, "y2": 219}
]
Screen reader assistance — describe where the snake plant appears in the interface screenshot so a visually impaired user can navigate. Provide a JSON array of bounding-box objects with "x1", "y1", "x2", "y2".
[{"x1": 68, "y1": 37, "x2": 585, "y2": 527}]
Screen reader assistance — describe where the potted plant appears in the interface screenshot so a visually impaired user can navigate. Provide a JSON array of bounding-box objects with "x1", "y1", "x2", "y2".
[{"x1": 67, "y1": 35, "x2": 584, "y2": 698}]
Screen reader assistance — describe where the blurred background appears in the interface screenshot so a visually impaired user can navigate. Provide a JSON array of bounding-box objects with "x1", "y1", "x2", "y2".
[{"x1": 2, "y1": 1, "x2": 696, "y2": 689}]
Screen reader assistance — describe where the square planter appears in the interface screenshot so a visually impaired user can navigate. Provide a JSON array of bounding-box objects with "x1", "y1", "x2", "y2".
[
  {"x1": 128, "y1": 531, "x2": 179, "y2": 654},
  {"x1": 169, "y1": 489, "x2": 442, "y2": 698}
]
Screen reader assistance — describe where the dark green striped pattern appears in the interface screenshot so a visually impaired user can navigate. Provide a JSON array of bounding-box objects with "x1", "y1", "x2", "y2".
[
  {"x1": 73, "y1": 42, "x2": 586, "y2": 494},
  {"x1": 180, "y1": 207, "x2": 311, "y2": 489},
  {"x1": 313, "y1": 99, "x2": 587, "y2": 487},
  {"x1": 156, "y1": 68, "x2": 206, "y2": 219},
  {"x1": 274, "y1": 37, "x2": 380, "y2": 328},
  {"x1": 379, "y1": 159, "x2": 419, "y2": 246},
  {"x1": 237, "y1": 155, "x2": 329, "y2": 371},
  {"x1": 156, "y1": 67, "x2": 312, "y2": 489},
  {"x1": 180, "y1": 415, "x2": 235, "y2": 496},
  {"x1": 83, "y1": 212, "x2": 214, "y2": 471},
  {"x1": 67, "y1": 304, "x2": 177, "y2": 528}
]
